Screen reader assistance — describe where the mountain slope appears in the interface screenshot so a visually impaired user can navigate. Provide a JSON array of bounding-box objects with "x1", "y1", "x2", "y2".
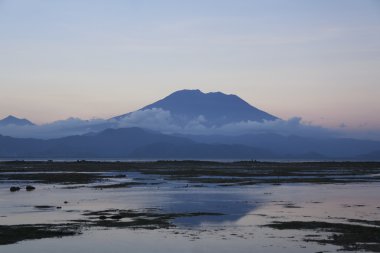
[
  {"x1": 114, "y1": 89, "x2": 277, "y2": 126},
  {"x1": 0, "y1": 128, "x2": 276, "y2": 159},
  {"x1": 182, "y1": 133, "x2": 380, "y2": 158},
  {"x1": 1, "y1": 127, "x2": 379, "y2": 160}
]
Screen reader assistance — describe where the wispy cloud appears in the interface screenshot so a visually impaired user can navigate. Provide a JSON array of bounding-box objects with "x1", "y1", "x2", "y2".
[
  {"x1": 0, "y1": 118, "x2": 113, "y2": 139},
  {"x1": 2, "y1": 108, "x2": 379, "y2": 141}
]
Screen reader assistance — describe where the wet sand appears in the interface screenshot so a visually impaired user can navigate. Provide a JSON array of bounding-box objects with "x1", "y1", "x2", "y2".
[{"x1": 1, "y1": 161, "x2": 380, "y2": 252}]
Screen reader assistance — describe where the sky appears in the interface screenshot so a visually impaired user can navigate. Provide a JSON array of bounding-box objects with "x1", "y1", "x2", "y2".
[{"x1": 0, "y1": 0, "x2": 380, "y2": 131}]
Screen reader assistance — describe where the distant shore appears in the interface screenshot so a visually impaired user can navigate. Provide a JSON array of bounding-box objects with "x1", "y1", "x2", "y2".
[{"x1": 1, "y1": 160, "x2": 380, "y2": 185}]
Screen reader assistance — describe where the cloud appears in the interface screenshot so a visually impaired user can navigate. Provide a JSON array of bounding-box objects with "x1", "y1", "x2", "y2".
[
  {"x1": 0, "y1": 108, "x2": 376, "y2": 140},
  {"x1": 113, "y1": 108, "x2": 209, "y2": 134},
  {"x1": 115, "y1": 108, "x2": 176, "y2": 132},
  {"x1": 212, "y1": 117, "x2": 336, "y2": 137},
  {"x1": 0, "y1": 117, "x2": 114, "y2": 139},
  {"x1": 114, "y1": 108, "x2": 336, "y2": 138}
]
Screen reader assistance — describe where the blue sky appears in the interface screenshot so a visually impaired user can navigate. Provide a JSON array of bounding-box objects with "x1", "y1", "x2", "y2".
[{"x1": 0, "y1": 0, "x2": 379, "y2": 131}]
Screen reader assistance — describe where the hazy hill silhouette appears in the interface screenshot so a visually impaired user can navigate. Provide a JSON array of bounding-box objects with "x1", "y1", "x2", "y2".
[
  {"x1": 0, "y1": 127, "x2": 379, "y2": 160},
  {"x1": 181, "y1": 133, "x2": 380, "y2": 158},
  {"x1": 0, "y1": 128, "x2": 276, "y2": 159}
]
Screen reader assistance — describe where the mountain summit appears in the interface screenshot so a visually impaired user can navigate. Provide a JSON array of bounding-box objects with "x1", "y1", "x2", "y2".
[
  {"x1": 115, "y1": 89, "x2": 277, "y2": 126},
  {"x1": 0, "y1": 115, "x2": 35, "y2": 126}
]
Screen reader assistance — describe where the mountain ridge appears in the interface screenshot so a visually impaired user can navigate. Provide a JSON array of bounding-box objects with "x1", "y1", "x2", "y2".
[
  {"x1": 0, "y1": 127, "x2": 379, "y2": 160},
  {"x1": 0, "y1": 115, "x2": 35, "y2": 126},
  {"x1": 0, "y1": 127, "x2": 277, "y2": 159}
]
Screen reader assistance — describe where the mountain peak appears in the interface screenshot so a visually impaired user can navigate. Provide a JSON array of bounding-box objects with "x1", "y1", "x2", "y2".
[
  {"x1": 114, "y1": 89, "x2": 278, "y2": 126},
  {"x1": 171, "y1": 89, "x2": 203, "y2": 95},
  {"x1": 0, "y1": 115, "x2": 35, "y2": 126},
  {"x1": 170, "y1": 89, "x2": 232, "y2": 97},
  {"x1": 4, "y1": 115, "x2": 17, "y2": 120}
]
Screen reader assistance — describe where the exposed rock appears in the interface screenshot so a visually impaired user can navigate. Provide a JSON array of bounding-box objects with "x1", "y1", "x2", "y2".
[
  {"x1": 34, "y1": 205, "x2": 55, "y2": 209},
  {"x1": 26, "y1": 185, "x2": 36, "y2": 191},
  {"x1": 10, "y1": 186, "x2": 21, "y2": 192}
]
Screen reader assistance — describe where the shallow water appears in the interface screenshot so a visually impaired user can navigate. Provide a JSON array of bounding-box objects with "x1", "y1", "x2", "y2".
[{"x1": 1, "y1": 170, "x2": 379, "y2": 252}]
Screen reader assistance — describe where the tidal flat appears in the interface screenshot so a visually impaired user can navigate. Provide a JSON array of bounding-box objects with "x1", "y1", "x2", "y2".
[{"x1": 1, "y1": 161, "x2": 380, "y2": 252}]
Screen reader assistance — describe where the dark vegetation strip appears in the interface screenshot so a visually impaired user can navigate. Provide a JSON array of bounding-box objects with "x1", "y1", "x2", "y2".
[
  {"x1": 1, "y1": 161, "x2": 380, "y2": 185},
  {"x1": 0, "y1": 224, "x2": 81, "y2": 245},
  {"x1": 91, "y1": 182, "x2": 146, "y2": 189},
  {"x1": 264, "y1": 221, "x2": 380, "y2": 252}
]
